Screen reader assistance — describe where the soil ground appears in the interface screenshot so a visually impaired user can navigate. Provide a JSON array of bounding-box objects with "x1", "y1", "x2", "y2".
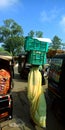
[{"x1": 0, "y1": 65, "x2": 65, "y2": 130}]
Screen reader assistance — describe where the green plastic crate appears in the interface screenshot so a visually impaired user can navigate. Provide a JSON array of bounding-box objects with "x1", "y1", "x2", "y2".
[
  {"x1": 27, "y1": 50, "x2": 47, "y2": 65},
  {"x1": 24, "y1": 36, "x2": 34, "y2": 51},
  {"x1": 24, "y1": 36, "x2": 48, "y2": 52}
]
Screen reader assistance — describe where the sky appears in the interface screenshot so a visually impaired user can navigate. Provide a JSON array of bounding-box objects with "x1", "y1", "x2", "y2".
[{"x1": 0, "y1": 0, "x2": 65, "y2": 43}]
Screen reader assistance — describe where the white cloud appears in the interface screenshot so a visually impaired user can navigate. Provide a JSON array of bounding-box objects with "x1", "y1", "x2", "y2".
[
  {"x1": 40, "y1": 8, "x2": 59, "y2": 22},
  {"x1": 0, "y1": 0, "x2": 19, "y2": 8},
  {"x1": 60, "y1": 16, "x2": 65, "y2": 31}
]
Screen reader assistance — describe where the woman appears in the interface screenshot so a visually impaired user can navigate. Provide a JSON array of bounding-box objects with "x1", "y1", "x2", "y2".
[{"x1": 27, "y1": 66, "x2": 46, "y2": 128}]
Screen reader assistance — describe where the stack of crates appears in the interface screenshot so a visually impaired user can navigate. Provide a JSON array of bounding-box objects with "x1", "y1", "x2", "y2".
[{"x1": 24, "y1": 36, "x2": 48, "y2": 65}]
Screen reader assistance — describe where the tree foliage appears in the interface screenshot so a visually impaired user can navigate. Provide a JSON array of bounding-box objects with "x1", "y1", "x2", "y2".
[
  {"x1": 28, "y1": 30, "x2": 34, "y2": 37},
  {"x1": 36, "y1": 31, "x2": 43, "y2": 38},
  {"x1": 0, "y1": 19, "x2": 24, "y2": 56},
  {"x1": 28, "y1": 30, "x2": 43, "y2": 38},
  {"x1": 50, "y1": 35, "x2": 62, "y2": 50}
]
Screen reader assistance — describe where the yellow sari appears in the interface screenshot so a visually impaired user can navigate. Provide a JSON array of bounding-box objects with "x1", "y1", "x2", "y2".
[{"x1": 27, "y1": 67, "x2": 46, "y2": 128}]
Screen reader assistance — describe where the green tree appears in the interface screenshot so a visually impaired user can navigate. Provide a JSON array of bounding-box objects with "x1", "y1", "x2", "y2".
[
  {"x1": 36, "y1": 31, "x2": 43, "y2": 37},
  {"x1": 0, "y1": 47, "x2": 4, "y2": 51},
  {"x1": 28, "y1": 30, "x2": 43, "y2": 38},
  {"x1": 61, "y1": 43, "x2": 65, "y2": 50},
  {"x1": 28, "y1": 30, "x2": 35, "y2": 37},
  {"x1": 0, "y1": 19, "x2": 24, "y2": 56},
  {"x1": 50, "y1": 35, "x2": 62, "y2": 50}
]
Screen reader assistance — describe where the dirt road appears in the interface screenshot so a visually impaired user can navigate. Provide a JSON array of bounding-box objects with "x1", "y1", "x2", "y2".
[{"x1": 0, "y1": 65, "x2": 65, "y2": 130}]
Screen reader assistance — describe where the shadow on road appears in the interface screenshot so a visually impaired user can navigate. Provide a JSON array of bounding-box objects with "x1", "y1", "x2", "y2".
[{"x1": 12, "y1": 89, "x2": 36, "y2": 130}]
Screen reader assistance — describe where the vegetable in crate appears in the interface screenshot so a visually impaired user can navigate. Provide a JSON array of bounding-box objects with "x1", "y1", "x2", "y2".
[{"x1": 0, "y1": 69, "x2": 10, "y2": 94}]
